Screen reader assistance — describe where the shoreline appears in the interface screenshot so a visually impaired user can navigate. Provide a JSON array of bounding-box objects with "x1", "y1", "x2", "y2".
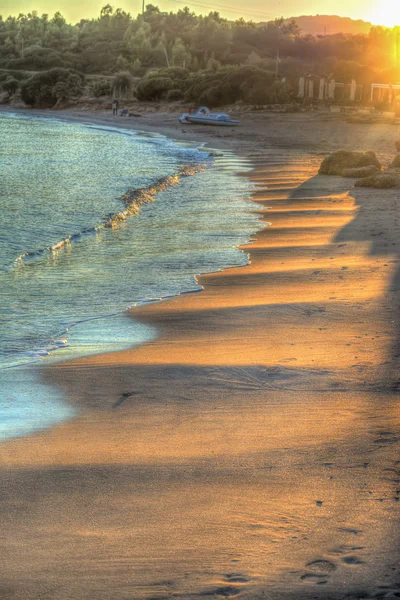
[
  {"x1": 0, "y1": 105, "x2": 240, "y2": 150},
  {"x1": 0, "y1": 107, "x2": 260, "y2": 440},
  {"x1": 1, "y1": 108, "x2": 400, "y2": 598}
]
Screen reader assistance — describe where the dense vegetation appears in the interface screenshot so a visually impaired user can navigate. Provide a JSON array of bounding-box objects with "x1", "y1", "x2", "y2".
[{"x1": 1, "y1": 5, "x2": 399, "y2": 107}]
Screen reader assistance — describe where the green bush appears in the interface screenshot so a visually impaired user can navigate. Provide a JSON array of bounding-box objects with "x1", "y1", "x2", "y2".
[
  {"x1": 2, "y1": 77, "x2": 20, "y2": 96},
  {"x1": 199, "y1": 83, "x2": 233, "y2": 106},
  {"x1": 6, "y1": 46, "x2": 73, "y2": 71},
  {"x1": 0, "y1": 69, "x2": 29, "y2": 83},
  {"x1": 135, "y1": 66, "x2": 191, "y2": 101},
  {"x1": 136, "y1": 76, "x2": 175, "y2": 100},
  {"x1": 91, "y1": 79, "x2": 112, "y2": 97},
  {"x1": 20, "y1": 68, "x2": 85, "y2": 107},
  {"x1": 166, "y1": 88, "x2": 184, "y2": 101},
  {"x1": 156, "y1": 67, "x2": 189, "y2": 80},
  {"x1": 246, "y1": 82, "x2": 269, "y2": 105},
  {"x1": 112, "y1": 71, "x2": 134, "y2": 97},
  {"x1": 135, "y1": 64, "x2": 291, "y2": 108},
  {"x1": 184, "y1": 65, "x2": 278, "y2": 106}
]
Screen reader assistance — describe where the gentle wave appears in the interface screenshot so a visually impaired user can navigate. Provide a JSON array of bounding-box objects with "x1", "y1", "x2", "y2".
[{"x1": 13, "y1": 163, "x2": 206, "y2": 268}]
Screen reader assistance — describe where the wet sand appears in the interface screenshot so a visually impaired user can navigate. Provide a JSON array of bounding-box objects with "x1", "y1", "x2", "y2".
[{"x1": 1, "y1": 110, "x2": 400, "y2": 599}]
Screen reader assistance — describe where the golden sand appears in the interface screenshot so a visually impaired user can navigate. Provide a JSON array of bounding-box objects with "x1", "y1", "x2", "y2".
[{"x1": 1, "y1": 111, "x2": 400, "y2": 599}]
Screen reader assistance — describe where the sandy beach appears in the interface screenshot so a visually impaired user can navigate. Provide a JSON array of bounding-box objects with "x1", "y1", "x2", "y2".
[{"x1": 1, "y1": 108, "x2": 400, "y2": 599}]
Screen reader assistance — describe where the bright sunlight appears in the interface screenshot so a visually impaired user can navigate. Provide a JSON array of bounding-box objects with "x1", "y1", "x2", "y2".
[{"x1": 370, "y1": 0, "x2": 400, "y2": 27}]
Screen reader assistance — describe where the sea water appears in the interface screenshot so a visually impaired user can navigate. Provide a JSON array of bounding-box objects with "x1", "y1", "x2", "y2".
[{"x1": 0, "y1": 112, "x2": 259, "y2": 440}]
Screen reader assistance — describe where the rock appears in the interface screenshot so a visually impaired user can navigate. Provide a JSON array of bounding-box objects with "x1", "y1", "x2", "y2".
[
  {"x1": 341, "y1": 165, "x2": 380, "y2": 178},
  {"x1": 319, "y1": 151, "x2": 381, "y2": 176},
  {"x1": 355, "y1": 173, "x2": 399, "y2": 188},
  {"x1": 391, "y1": 154, "x2": 400, "y2": 168}
]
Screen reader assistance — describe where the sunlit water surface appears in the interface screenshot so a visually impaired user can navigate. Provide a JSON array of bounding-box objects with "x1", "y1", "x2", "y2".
[{"x1": 0, "y1": 112, "x2": 258, "y2": 440}]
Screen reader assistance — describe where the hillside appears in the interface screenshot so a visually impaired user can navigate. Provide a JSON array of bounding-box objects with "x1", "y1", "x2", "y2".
[{"x1": 287, "y1": 15, "x2": 372, "y2": 36}]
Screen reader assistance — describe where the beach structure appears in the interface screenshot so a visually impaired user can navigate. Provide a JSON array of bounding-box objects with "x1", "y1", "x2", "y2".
[
  {"x1": 370, "y1": 83, "x2": 400, "y2": 104},
  {"x1": 299, "y1": 75, "x2": 361, "y2": 102}
]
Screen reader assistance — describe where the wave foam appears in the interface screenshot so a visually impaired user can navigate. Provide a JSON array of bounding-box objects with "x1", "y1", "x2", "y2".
[{"x1": 13, "y1": 163, "x2": 206, "y2": 267}]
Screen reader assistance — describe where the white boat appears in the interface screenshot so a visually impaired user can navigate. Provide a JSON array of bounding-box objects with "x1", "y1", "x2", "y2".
[{"x1": 179, "y1": 106, "x2": 239, "y2": 126}]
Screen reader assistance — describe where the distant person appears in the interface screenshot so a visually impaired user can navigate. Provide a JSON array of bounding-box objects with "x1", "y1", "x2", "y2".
[{"x1": 112, "y1": 101, "x2": 117, "y2": 116}]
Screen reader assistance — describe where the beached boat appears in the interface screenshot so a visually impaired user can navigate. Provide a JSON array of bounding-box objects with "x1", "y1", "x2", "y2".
[{"x1": 179, "y1": 106, "x2": 240, "y2": 126}]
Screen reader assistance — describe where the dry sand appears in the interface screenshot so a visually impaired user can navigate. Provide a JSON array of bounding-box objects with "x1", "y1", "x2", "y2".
[{"x1": 1, "y1": 108, "x2": 400, "y2": 599}]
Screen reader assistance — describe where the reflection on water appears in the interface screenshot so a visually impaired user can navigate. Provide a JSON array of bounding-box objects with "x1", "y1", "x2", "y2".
[{"x1": 0, "y1": 112, "x2": 259, "y2": 440}]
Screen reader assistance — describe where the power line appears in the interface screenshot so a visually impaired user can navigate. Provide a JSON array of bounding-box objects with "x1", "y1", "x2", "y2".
[{"x1": 159, "y1": 0, "x2": 281, "y2": 20}]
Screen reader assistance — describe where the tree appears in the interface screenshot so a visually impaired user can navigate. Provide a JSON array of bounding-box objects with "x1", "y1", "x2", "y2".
[
  {"x1": 171, "y1": 38, "x2": 190, "y2": 67},
  {"x1": 115, "y1": 54, "x2": 129, "y2": 70},
  {"x1": 112, "y1": 70, "x2": 133, "y2": 97},
  {"x1": 100, "y1": 5, "x2": 114, "y2": 18},
  {"x1": 3, "y1": 76, "x2": 19, "y2": 95},
  {"x1": 0, "y1": 2, "x2": 397, "y2": 107},
  {"x1": 20, "y1": 68, "x2": 84, "y2": 107}
]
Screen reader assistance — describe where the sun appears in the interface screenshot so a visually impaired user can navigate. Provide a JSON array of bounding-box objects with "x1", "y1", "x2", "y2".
[{"x1": 370, "y1": 0, "x2": 400, "y2": 27}]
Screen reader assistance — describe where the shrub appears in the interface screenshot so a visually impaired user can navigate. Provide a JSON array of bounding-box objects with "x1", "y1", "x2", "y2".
[
  {"x1": 91, "y1": 79, "x2": 112, "y2": 97},
  {"x1": 136, "y1": 76, "x2": 174, "y2": 100},
  {"x1": 135, "y1": 67, "x2": 190, "y2": 101},
  {"x1": 53, "y1": 74, "x2": 83, "y2": 100},
  {"x1": 115, "y1": 55, "x2": 130, "y2": 71},
  {"x1": 0, "y1": 69, "x2": 30, "y2": 83},
  {"x1": 199, "y1": 83, "x2": 232, "y2": 106},
  {"x1": 6, "y1": 46, "x2": 73, "y2": 71},
  {"x1": 2, "y1": 77, "x2": 19, "y2": 96},
  {"x1": 184, "y1": 65, "x2": 277, "y2": 107},
  {"x1": 246, "y1": 82, "x2": 269, "y2": 105},
  {"x1": 158, "y1": 66, "x2": 189, "y2": 80},
  {"x1": 20, "y1": 68, "x2": 85, "y2": 107},
  {"x1": 166, "y1": 88, "x2": 183, "y2": 101},
  {"x1": 135, "y1": 64, "x2": 292, "y2": 107},
  {"x1": 112, "y1": 71, "x2": 134, "y2": 98}
]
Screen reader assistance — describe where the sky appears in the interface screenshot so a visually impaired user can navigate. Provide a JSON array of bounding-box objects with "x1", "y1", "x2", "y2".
[{"x1": 0, "y1": 0, "x2": 399, "y2": 27}]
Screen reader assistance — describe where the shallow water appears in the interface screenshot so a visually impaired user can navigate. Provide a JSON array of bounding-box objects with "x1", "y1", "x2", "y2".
[{"x1": 0, "y1": 112, "x2": 259, "y2": 440}]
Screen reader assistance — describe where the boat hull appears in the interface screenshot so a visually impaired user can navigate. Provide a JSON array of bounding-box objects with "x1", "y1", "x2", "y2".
[{"x1": 184, "y1": 116, "x2": 239, "y2": 126}]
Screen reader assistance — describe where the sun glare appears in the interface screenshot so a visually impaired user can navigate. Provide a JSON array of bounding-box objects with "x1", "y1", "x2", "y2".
[{"x1": 370, "y1": 0, "x2": 400, "y2": 27}]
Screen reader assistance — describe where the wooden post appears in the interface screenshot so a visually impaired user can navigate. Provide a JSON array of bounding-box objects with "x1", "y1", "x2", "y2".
[
  {"x1": 298, "y1": 77, "x2": 305, "y2": 98},
  {"x1": 308, "y1": 79, "x2": 314, "y2": 99},
  {"x1": 328, "y1": 79, "x2": 336, "y2": 100},
  {"x1": 319, "y1": 78, "x2": 325, "y2": 101},
  {"x1": 350, "y1": 79, "x2": 357, "y2": 102}
]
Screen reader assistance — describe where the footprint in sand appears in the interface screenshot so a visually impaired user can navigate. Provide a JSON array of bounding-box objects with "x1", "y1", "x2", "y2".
[
  {"x1": 337, "y1": 527, "x2": 363, "y2": 535},
  {"x1": 207, "y1": 586, "x2": 241, "y2": 597},
  {"x1": 373, "y1": 431, "x2": 400, "y2": 447},
  {"x1": 301, "y1": 559, "x2": 336, "y2": 585},
  {"x1": 201, "y1": 574, "x2": 251, "y2": 598},
  {"x1": 342, "y1": 556, "x2": 365, "y2": 566},
  {"x1": 306, "y1": 559, "x2": 337, "y2": 573},
  {"x1": 300, "y1": 573, "x2": 328, "y2": 584},
  {"x1": 224, "y1": 574, "x2": 250, "y2": 584}
]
